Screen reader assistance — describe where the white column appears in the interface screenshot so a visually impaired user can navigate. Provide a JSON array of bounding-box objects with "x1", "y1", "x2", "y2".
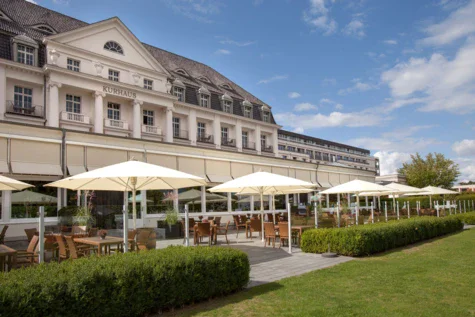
[
  {"x1": 188, "y1": 109, "x2": 197, "y2": 145},
  {"x1": 213, "y1": 114, "x2": 221, "y2": 148},
  {"x1": 227, "y1": 192, "x2": 232, "y2": 212},
  {"x1": 47, "y1": 82, "x2": 62, "y2": 128},
  {"x1": 293, "y1": 193, "x2": 298, "y2": 206},
  {"x1": 250, "y1": 195, "x2": 254, "y2": 212},
  {"x1": 285, "y1": 194, "x2": 289, "y2": 210},
  {"x1": 173, "y1": 189, "x2": 179, "y2": 211},
  {"x1": 255, "y1": 125, "x2": 261, "y2": 154},
  {"x1": 326, "y1": 194, "x2": 330, "y2": 209},
  {"x1": 2, "y1": 190, "x2": 11, "y2": 223},
  {"x1": 272, "y1": 128, "x2": 279, "y2": 157},
  {"x1": 236, "y1": 120, "x2": 242, "y2": 152},
  {"x1": 94, "y1": 91, "x2": 105, "y2": 133},
  {"x1": 165, "y1": 108, "x2": 173, "y2": 142},
  {"x1": 201, "y1": 185, "x2": 206, "y2": 213},
  {"x1": 307, "y1": 192, "x2": 312, "y2": 205},
  {"x1": 141, "y1": 190, "x2": 147, "y2": 219},
  {"x1": 365, "y1": 196, "x2": 369, "y2": 208},
  {"x1": 0, "y1": 64, "x2": 6, "y2": 120},
  {"x1": 132, "y1": 99, "x2": 143, "y2": 139}
]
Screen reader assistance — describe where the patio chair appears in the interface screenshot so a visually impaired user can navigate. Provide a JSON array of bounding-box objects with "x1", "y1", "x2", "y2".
[
  {"x1": 233, "y1": 215, "x2": 247, "y2": 238},
  {"x1": 72, "y1": 225, "x2": 87, "y2": 237},
  {"x1": 88, "y1": 228, "x2": 98, "y2": 237},
  {"x1": 15, "y1": 237, "x2": 45, "y2": 268},
  {"x1": 24, "y1": 228, "x2": 37, "y2": 242},
  {"x1": 278, "y1": 222, "x2": 289, "y2": 248},
  {"x1": 0, "y1": 225, "x2": 8, "y2": 244},
  {"x1": 16, "y1": 234, "x2": 39, "y2": 260},
  {"x1": 136, "y1": 230, "x2": 152, "y2": 251},
  {"x1": 264, "y1": 222, "x2": 277, "y2": 248},
  {"x1": 54, "y1": 234, "x2": 69, "y2": 262},
  {"x1": 249, "y1": 219, "x2": 262, "y2": 239},
  {"x1": 64, "y1": 236, "x2": 89, "y2": 259},
  {"x1": 128, "y1": 229, "x2": 137, "y2": 251},
  {"x1": 267, "y1": 214, "x2": 274, "y2": 224},
  {"x1": 181, "y1": 218, "x2": 195, "y2": 244},
  {"x1": 213, "y1": 216, "x2": 221, "y2": 226},
  {"x1": 216, "y1": 220, "x2": 230, "y2": 245},
  {"x1": 196, "y1": 222, "x2": 212, "y2": 246}
]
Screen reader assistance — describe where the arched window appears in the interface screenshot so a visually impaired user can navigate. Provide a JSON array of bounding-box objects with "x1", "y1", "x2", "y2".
[
  {"x1": 104, "y1": 41, "x2": 124, "y2": 54},
  {"x1": 36, "y1": 25, "x2": 55, "y2": 34}
]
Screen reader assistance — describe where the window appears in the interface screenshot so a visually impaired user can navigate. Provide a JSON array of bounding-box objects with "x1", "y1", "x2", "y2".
[
  {"x1": 263, "y1": 111, "x2": 270, "y2": 123},
  {"x1": 223, "y1": 100, "x2": 232, "y2": 113},
  {"x1": 107, "y1": 103, "x2": 120, "y2": 120},
  {"x1": 66, "y1": 94, "x2": 81, "y2": 113},
  {"x1": 173, "y1": 86, "x2": 184, "y2": 102},
  {"x1": 200, "y1": 94, "x2": 210, "y2": 108},
  {"x1": 172, "y1": 117, "x2": 180, "y2": 137},
  {"x1": 17, "y1": 44, "x2": 34, "y2": 66},
  {"x1": 282, "y1": 155, "x2": 287, "y2": 159},
  {"x1": 35, "y1": 25, "x2": 55, "y2": 34},
  {"x1": 197, "y1": 122, "x2": 206, "y2": 138},
  {"x1": 221, "y1": 127, "x2": 228, "y2": 141},
  {"x1": 143, "y1": 110, "x2": 154, "y2": 126},
  {"x1": 242, "y1": 131, "x2": 248, "y2": 148},
  {"x1": 14, "y1": 86, "x2": 32, "y2": 108},
  {"x1": 175, "y1": 69, "x2": 187, "y2": 76},
  {"x1": 243, "y1": 105, "x2": 252, "y2": 118},
  {"x1": 323, "y1": 153, "x2": 329, "y2": 161},
  {"x1": 278, "y1": 145, "x2": 285, "y2": 151},
  {"x1": 144, "y1": 79, "x2": 153, "y2": 90},
  {"x1": 67, "y1": 58, "x2": 80, "y2": 72},
  {"x1": 108, "y1": 69, "x2": 119, "y2": 82},
  {"x1": 104, "y1": 41, "x2": 123, "y2": 54},
  {"x1": 260, "y1": 135, "x2": 266, "y2": 149}
]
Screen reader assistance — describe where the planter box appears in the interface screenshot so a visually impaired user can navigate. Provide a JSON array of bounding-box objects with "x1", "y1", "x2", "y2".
[{"x1": 157, "y1": 221, "x2": 181, "y2": 239}]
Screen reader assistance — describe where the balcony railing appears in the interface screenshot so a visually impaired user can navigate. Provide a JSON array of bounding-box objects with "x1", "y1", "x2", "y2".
[
  {"x1": 61, "y1": 111, "x2": 90, "y2": 124},
  {"x1": 142, "y1": 125, "x2": 162, "y2": 135},
  {"x1": 197, "y1": 134, "x2": 214, "y2": 144},
  {"x1": 242, "y1": 141, "x2": 256, "y2": 150},
  {"x1": 262, "y1": 145, "x2": 273, "y2": 153},
  {"x1": 6, "y1": 100, "x2": 44, "y2": 118},
  {"x1": 221, "y1": 137, "x2": 236, "y2": 147},
  {"x1": 173, "y1": 129, "x2": 188, "y2": 140},
  {"x1": 104, "y1": 118, "x2": 129, "y2": 130}
]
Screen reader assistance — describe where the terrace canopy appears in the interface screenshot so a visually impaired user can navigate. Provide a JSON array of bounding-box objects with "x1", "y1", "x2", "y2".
[
  {"x1": 0, "y1": 175, "x2": 33, "y2": 191},
  {"x1": 46, "y1": 160, "x2": 206, "y2": 251}
]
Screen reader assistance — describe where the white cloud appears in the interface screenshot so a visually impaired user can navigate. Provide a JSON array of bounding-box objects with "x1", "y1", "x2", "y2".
[
  {"x1": 381, "y1": 40, "x2": 475, "y2": 113},
  {"x1": 383, "y1": 39, "x2": 398, "y2": 45},
  {"x1": 320, "y1": 98, "x2": 333, "y2": 104},
  {"x1": 302, "y1": 0, "x2": 338, "y2": 35},
  {"x1": 343, "y1": 19, "x2": 365, "y2": 38},
  {"x1": 454, "y1": 157, "x2": 475, "y2": 181},
  {"x1": 161, "y1": 0, "x2": 222, "y2": 23},
  {"x1": 374, "y1": 151, "x2": 412, "y2": 175},
  {"x1": 335, "y1": 103, "x2": 344, "y2": 110},
  {"x1": 452, "y1": 139, "x2": 475, "y2": 156},
  {"x1": 338, "y1": 78, "x2": 377, "y2": 95},
  {"x1": 318, "y1": 98, "x2": 343, "y2": 110},
  {"x1": 293, "y1": 102, "x2": 318, "y2": 112},
  {"x1": 216, "y1": 36, "x2": 257, "y2": 47},
  {"x1": 288, "y1": 92, "x2": 301, "y2": 99},
  {"x1": 214, "y1": 49, "x2": 230, "y2": 55},
  {"x1": 293, "y1": 127, "x2": 305, "y2": 134},
  {"x1": 322, "y1": 77, "x2": 337, "y2": 85},
  {"x1": 274, "y1": 110, "x2": 387, "y2": 130},
  {"x1": 421, "y1": 0, "x2": 475, "y2": 46},
  {"x1": 257, "y1": 75, "x2": 288, "y2": 85}
]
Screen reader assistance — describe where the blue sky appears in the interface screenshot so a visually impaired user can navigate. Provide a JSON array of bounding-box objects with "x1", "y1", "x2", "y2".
[{"x1": 32, "y1": 0, "x2": 475, "y2": 181}]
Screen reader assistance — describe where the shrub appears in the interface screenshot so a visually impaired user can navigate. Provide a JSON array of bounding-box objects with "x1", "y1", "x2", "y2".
[
  {"x1": 301, "y1": 217, "x2": 463, "y2": 257},
  {"x1": 0, "y1": 246, "x2": 250, "y2": 317},
  {"x1": 451, "y1": 211, "x2": 475, "y2": 225}
]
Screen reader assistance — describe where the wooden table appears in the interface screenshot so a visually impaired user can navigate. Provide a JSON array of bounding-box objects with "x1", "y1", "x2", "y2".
[
  {"x1": 0, "y1": 244, "x2": 17, "y2": 272},
  {"x1": 74, "y1": 236, "x2": 124, "y2": 256}
]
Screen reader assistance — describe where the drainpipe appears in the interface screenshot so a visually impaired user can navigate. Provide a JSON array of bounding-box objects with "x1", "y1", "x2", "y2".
[
  {"x1": 61, "y1": 129, "x2": 67, "y2": 207},
  {"x1": 43, "y1": 74, "x2": 47, "y2": 126}
]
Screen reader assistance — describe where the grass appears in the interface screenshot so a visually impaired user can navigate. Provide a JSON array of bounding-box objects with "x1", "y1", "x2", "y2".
[{"x1": 165, "y1": 228, "x2": 475, "y2": 317}]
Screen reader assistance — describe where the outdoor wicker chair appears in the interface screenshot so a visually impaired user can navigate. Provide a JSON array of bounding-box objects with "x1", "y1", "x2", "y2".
[
  {"x1": 216, "y1": 221, "x2": 230, "y2": 244},
  {"x1": 249, "y1": 219, "x2": 262, "y2": 239},
  {"x1": 264, "y1": 222, "x2": 277, "y2": 248},
  {"x1": 24, "y1": 228, "x2": 36, "y2": 242},
  {"x1": 0, "y1": 225, "x2": 8, "y2": 244},
  {"x1": 196, "y1": 222, "x2": 212, "y2": 246},
  {"x1": 233, "y1": 215, "x2": 247, "y2": 238},
  {"x1": 278, "y1": 222, "x2": 289, "y2": 248}
]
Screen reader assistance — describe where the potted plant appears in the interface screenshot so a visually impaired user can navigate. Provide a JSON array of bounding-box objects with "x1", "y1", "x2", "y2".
[
  {"x1": 98, "y1": 229, "x2": 108, "y2": 240},
  {"x1": 157, "y1": 191, "x2": 181, "y2": 239},
  {"x1": 73, "y1": 206, "x2": 95, "y2": 227}
]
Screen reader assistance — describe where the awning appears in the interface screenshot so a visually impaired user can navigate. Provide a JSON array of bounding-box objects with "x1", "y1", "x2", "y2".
[
  {"x1": 339, "y1": 173, "x2": 350, "y2": 184},
  {"x1": 231, "y1": 162, "x2": 253, "y2": 178},
  {"x1": 253, "y1": 164, "x2": 272, "y2": 173},
  {"x1": 11, "y1": 139, "x2": 62, "y2": 175},
  {"x1": 317, "y1": 171, "x2": 332, "y2": 188},
  {"x1": 178, "y1": 157, "x2": 206, "y2": 179},
  {"x1": 207, "y1": 175, "x2": 233, "y2": 183},
  {"x1": 296, "y1": 169, "x2": 312, "y2": 182},
  {"x1": 329, "y1": 173, "x2": 341, "y2": 186},
  {"x1": 206, "y1": 160, "x2": 232, "y2": 183},
  {"x1": 0, "y1": 138, "x2": 9, "y2": 173},
  {"x1": 67, "y1": 145, "x2": 86, "y2": 176},
  {"x1": 68, "y1": 165, "x2": 86, "y2": 176},
  {"x1": 86, "y1": 147, "x2": 127, "y2": 171},
  {"x1": 271, "y1": 166, "x2": 289, "y2": 177},
  {"x1": 147, "y1": 153, "x2": 177, "y2": 169}
]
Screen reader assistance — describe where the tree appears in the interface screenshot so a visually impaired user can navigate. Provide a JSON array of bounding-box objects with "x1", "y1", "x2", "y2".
[
  {"x1": 460, "y1": 181, "x2": 475, "y2": 185},
  {"x1": 398, "y1": 152, "x2": 460, "y2": 189}
]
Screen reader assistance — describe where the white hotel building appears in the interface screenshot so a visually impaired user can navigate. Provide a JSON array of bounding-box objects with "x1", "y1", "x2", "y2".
[{"x1": 0, "y1": 0, "x2": 378, "y2": 238}]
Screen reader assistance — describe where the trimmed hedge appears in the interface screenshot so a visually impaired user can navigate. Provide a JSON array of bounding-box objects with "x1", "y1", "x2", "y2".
[
  {"x1": 452, "y1": 211, "x2": 475, "y2": 225},
  {"x1": 0, "y1": 246, "x2": 250, "y2": 317},
  {"x1": 301, "y1": 217, "x2": 463, "y2": 257}
]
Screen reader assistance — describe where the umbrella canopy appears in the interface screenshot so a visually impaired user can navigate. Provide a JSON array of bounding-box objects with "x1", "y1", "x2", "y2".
[
  {"x1": 0, "y1": 175, "x2": 33, "y2": 191},
  {"x1": 358, "y1": 182, "x2": 424, "y2": 197},
  {"x1": 12, "y1": 191, "x2": 57, "y2": 204},
  {"x1": 163, "y1": 188, "x2": 227, "y2": 203},
  {"x1": 127, "y1": 193, "x2": 152, "y2": 203},
  {"x1": 420, "y1": 186, "x2": 458, "y2": 195}
]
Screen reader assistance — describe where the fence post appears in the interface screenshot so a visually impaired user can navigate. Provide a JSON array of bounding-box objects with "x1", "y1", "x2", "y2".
[
  {"x1": 287, "y1": 202, "x2": 292, "y2": 254},
  {"x1": 384, "y1": 201, "x2": 388, "y2": 222},
  {"x1": 337, "y1": 201, "x2": 340, "y2": 228},
  {"x1": 185, "y1": 204, "x2": 189, "y2": 247},
  {"x1": 122, "y1": 204, "x2": 128, "y2": 253},
  {"x1": 38, "y1": 206, "x2": 45, "y2": 264},
  {"x1": 314, "y1": 202, "x2": 318, "y2": 229},
  {"x1": 396, "y1": 201, "x2": 400, "y2": 220}
]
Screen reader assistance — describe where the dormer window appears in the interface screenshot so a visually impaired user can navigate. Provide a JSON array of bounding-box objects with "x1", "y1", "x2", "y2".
[
  {"x1": 173, "y1": 79, "x2": 186, "y2": 102},
  {"x1": 197, "y1": 76, "x2": 211, "y2": 83},
  {"x1": 221, "y1": 93, "x2": 233, "y2": 114},
  {"x1": 198, "y1": 87, "x2": 210, "y2": 108},
  {"x1": 262, "y1": 106, "x2": 271, "y2": 123},
  {"x1": 221, "y1": 83, "x2": 232, "y2": 90},
  {"x1": 242, "y1": 100, "x2": 253, "y2": 119},
  {"x1": 13, "y1": 35, "x2": 38, "y2": 67},
  {"x1": 175, "y1": 69, "x2": 189, "y2": 76},
  {"x1": 33, "y1": 24, "x2": 56, "y2": 35},
  {"x1": 104, "y1": 41, "x2": 124, "y2": 54}
]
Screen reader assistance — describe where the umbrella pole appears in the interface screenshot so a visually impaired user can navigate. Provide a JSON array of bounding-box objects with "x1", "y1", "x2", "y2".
[
  {"x1": 396, "y1": 201, "x2": 400, "y2": 220},
  {"x1": 38, "y1": 206, "x2": 44, "y2": 263},
  {"x1": 356, "y1": 194, "x2": 360, "y2": 225},
  {"x1": 260, "y1": 192, "x2": 264, "y2": 242},
  {"x1": 123, "y1": 200, "x2": 128, "y2": 253},
  {"x1": 287, "y1": 202, "x2": 292, "y2": 254},
  {"x1": 314, "y1": 202, "x2": 318, "y2": 229},
  {"x1": 185, "y1": 204, "x2": 189, "y2": 247},
  {"x1": 384, "y1": 201, "x2": 388, "y2": 222},
  {"x1": 272, "y1": 195, "x2": 276, "y2": 225}
]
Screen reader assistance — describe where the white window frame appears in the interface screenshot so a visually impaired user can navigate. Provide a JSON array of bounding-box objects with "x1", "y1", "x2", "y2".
[
  {"x1": 242, "y1": 131, "x2": 249, "y2": 148},
  {"x1": 200, "y1": 93, "x2": 210, "y2": 108},
  {"x1": 107, "y1": 102, "x2": 120, "y2": 120},
  {"x1": 108, "y1": 69, "x2": 120, "y2": 82},
  {"x1": 104, "y1": 41, "x2": 124, "y2": 54},
  {"x1": 67, "y1": 58, "x2": 80, "y2": 72},
  {"x1": 263, "y1": 111, "x2": 270, "y2": 123},
  {"x1": 143, "y1": 79, "x2": 153, "y2": 90},
  {"x1": 143, "y1": 110, "x2": 154, "y2": 126},
  {"x1": 244, "y1": 105, "x2": 252, "y2": 118},
  {"x1": 260, "y1": 134, "x2": 266, "y2": 148},
  {"x1": 173, "y1": 86, "x2": 184, "y2": 102},
  {"x1": 14, "y1": 86, "x2": 33, "y2": 109},
  {"x1": 17, "y1": 44, "x2": 35, "y2": 66},
  {"x1": 66, "y1": 94, "x2": 81, "y2": 114},
  {"x1": 221, "y1": 127, "x2": 228, "y2": 141},
  {"x1": 223, "y1": 100, "x2": 232, "y2": 114},
  {"x1": 197, "y1": 122, "x2": 206, "y2": 138},
  {"x1": 172, "y1": 117, "x2": 180, "y2": 137}
]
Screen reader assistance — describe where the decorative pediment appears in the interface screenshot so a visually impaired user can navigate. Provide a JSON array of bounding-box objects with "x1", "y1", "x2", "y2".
[
  {"x1": 32, "y1": 24, "x2": 57, "y2": 35},
  {"x1": 173, "y1": 78, "x2": 185, "y2": 87},
  {"x1": 242, "y1": 99, "x2": 252, "y2": 107},
  {"x1": 44, "y1": 17, "x2": 169, "y2": 75},
  {"x1": 221, "y1": 93, "x2": 232, "y2": 101},
  {"x1": 198, "y1": 86, "x2": 210, "y2": 95}
]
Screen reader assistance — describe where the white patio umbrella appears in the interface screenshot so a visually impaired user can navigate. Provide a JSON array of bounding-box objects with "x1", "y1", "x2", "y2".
[
  {"x1": 45, "y1": 160, "x2": 207, "y2": 251},
  {"x1": 320, "y1": 180, "x2": 390, "y2": 225},
  {"x1": 209, "y1": 171, "x2": 315, "y2": 252},
  {"x1": 0, "y1": 175, "x2": 33, "y2": 191},
  {"x1": 405, "y1": 186, "x2": 458, "y2": 209}
]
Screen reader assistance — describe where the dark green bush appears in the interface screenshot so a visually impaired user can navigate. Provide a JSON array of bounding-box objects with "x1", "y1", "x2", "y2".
[
  {"x1": 0, "y1": 246, "x2": 250, "y2": 317},
  {"x1": 451, "y1": 211, "x2": 475, "y2": 225},
  {"x1": 301, "y1": 217, "x2": 463, "y2": 257}
]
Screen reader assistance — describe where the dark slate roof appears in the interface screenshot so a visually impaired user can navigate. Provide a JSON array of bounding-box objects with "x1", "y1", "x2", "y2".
[
  {"x1": 278, "y1": 129, "x2": 370, "y2": 154},
  {"x1": 0, "y1": 0, "x2": 277, "y2": 125}
]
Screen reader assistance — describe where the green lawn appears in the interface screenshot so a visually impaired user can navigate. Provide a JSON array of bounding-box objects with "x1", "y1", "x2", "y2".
[{"x1": 167, "y1": 228, "x2": 475, "y2": 317}]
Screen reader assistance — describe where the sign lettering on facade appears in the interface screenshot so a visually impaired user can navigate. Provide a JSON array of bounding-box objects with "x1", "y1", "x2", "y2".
[{"x1": 103, "y1": 86, "x2": 137, "y2": 99}]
